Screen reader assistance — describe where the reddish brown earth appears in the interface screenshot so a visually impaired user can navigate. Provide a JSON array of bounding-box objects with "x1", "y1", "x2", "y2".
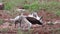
[
  {"x1": 38, "y1": 10, "x2": 60, "y2": 23},
  {"x1": 0, "y1": 10, "x2": 60, "y2": 34}
]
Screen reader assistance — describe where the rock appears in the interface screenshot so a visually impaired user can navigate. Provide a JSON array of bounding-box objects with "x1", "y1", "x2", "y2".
[{"x1": 0, "y1": 3, "x2": 4, "y2": 10}]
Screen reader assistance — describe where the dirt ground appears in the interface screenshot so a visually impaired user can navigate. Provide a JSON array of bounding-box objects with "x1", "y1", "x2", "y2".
[{"x1": 0, "y1": 10, "x2": 60, "y2": 34}]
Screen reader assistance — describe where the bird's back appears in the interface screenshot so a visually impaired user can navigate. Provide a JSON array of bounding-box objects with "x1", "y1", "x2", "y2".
[{"x1": 26, "y1": 17, "x2": 42, "y2": 25}]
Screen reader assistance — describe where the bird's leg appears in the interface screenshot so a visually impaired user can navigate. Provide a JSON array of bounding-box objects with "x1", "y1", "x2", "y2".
[{"x1": 15, "y1": 22, "x2": 18, "y2": 28}]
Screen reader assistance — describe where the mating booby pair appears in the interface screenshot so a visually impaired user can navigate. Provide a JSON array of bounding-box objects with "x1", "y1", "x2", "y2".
[
  {"x1": 14, "y1": 12, "x2": 43, "y2": 25},
  {"x1": 7, "y1": 9, "x2": 43, "y2": 30}
]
